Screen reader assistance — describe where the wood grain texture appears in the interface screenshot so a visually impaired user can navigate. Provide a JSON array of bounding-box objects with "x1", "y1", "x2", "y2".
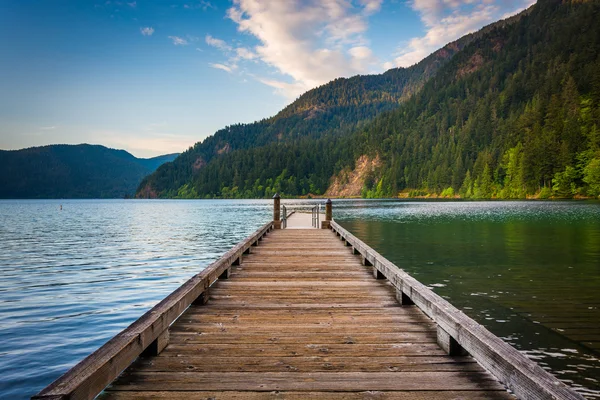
[
  {"x1": 100, "y1": 391, "x2": 516, "y2": 400},
  {"x1": 100, "y1": 228, "x2": 516, "y2": 400}
]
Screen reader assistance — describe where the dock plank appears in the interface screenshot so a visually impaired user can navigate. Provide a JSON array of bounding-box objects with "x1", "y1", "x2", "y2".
[{"x1": 103, "y1": 228, "x2": 514, "y2": 399}]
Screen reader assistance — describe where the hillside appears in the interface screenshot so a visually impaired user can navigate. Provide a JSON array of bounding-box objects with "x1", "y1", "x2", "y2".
[
  {"x1": 0, "y1": 145, "x2": 178, "y2": 198},
  {"x1": 352, "y1": 0, "x2": 600, "y2": 199},
  {"x1": 138, "y1": 0, "x2": 600, "y2": 200},
  {"x1": 136, "y1": 24, "x2": 503, "y2": 198}
]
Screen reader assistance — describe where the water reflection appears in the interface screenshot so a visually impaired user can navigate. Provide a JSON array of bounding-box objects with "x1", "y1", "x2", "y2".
[{"x1": 337, "y1": 200, "x2": 600, "y2": 398}]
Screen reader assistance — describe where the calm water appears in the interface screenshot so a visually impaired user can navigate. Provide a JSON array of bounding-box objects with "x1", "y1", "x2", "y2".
[
  {"x1": 0, "y1": 199, "x2": 599, "y2": 399},
  {"x1": 336, "y1": 200, "x2": 600, "y2": 399}
]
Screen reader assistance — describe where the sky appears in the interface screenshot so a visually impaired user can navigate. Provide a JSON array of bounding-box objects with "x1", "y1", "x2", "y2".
[{"x1": 0, "y1": 0, "x2": 534, "y2": 158}]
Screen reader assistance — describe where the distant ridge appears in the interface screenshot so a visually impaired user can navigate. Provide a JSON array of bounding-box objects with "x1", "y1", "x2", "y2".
[{"x1": 0, "y1": 144, "x2": 178, "y2": 199}]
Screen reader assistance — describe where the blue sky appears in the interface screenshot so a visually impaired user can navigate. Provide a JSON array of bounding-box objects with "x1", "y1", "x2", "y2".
[{"x1": 0, "y1": 0, "x2": 534, "y2": 157}]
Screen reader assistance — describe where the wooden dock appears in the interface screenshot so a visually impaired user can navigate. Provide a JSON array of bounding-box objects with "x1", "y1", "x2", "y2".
[{"x1": 33, "y1": 198, "x2": 585, "y2": 400}]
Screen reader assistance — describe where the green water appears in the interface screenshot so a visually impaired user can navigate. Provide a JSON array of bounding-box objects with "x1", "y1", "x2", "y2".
[{"x1": 336, "y1": 200, "x2": 600, "y2": 398}]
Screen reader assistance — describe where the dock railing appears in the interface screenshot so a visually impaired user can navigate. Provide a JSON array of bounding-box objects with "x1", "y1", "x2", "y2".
[
  {"x1": 311, "y1": 204, "x2": 320, "y2": 228},
  {"x1": 282, "y1": 205, "x2": 287, "y2": 228},
  {"x1": 32, "y1": 221, "x2": 274, "y2": 400},
  {"x1": 329, "y1": 214, "x2": 584, "y2": 400}
]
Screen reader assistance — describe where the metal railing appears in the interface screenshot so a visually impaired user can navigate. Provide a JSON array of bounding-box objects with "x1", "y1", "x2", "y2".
[
  {"x1": 311, "y1": 204, "x2": 320, "y2": 228},
  {"x1": 282, "y1": 205, "x2": 287, "y2": 229}
]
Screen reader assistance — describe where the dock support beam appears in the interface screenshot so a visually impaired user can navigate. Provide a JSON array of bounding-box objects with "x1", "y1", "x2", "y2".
[
  {"x1": 321, "y1": 198, "x2": 332, "y2": 229},
  {"x1": 142, "y1": 329, "x2": 169, "y2": 357},
  {"x1": 192, "y1": 289, "x2": 210, "y2": 305},
  {"x1": 220, "y1": 266, "x2": 232, "y2": 280},
  {"x1": 273, "y1": 193, "x2": 282, "y2": 229},
  {"x1": 437, "y1": 326, "x2": 467, "y2": 356},
  {"x1": 373, "y1": 267, "x2": 385, "y2": 280},
  {"x1": 396, "y1": 289, "x2": 415, "y2": 306}
]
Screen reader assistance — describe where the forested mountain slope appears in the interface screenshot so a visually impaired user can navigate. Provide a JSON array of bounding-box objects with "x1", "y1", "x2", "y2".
[
  {"x1": 354, "y1": 0, "x2": 600, "y2": 199},
  {"x1": 0, "y1": 145, "x2": 178, "y2": 198},
  {"x1": 139, "y1": 0, "x2": 600, "y2": 200},
  {"x1": 136, "y1": 20, "x2": 517, "y2": 198}
]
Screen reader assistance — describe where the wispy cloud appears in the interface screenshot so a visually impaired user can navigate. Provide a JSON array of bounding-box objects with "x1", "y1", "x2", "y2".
[
  {"x1": 140, "y1": 26, "x2": 154, "y2": 36},
  {"x1": 205, "y1": 34, "x2": 232, "y2": 51},
  {"x1": 183, "y1": 1, "x2": 216, "y2": 11},
  {"x1": 127, "y1": 1, "x2": 136, "y2": 7},
  {"x1": 220, "y1": 0, "x2": 382, "y2": 98},
  {"x1": 210, "y1": 63, "x2": 236, "y2": 73},
  {"x1": 235, "y1": 47, "x2": 257, "y2": 60},
  {"x1": 168, "y1": 36, "x2": 189, "y2": 46},
  {"x1": 205, "y1": 35, "x2": 258, "y2": 74},
  {"x1": 40, "y1": 126, "x2": 56, "y2": 131},
  {"x1": 388, "y1": 0, "x2": 535, "y2": 68}
]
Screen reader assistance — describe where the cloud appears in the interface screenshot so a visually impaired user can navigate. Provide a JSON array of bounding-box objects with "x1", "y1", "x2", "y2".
[
  {"x1": 168, "y1": 36, "x2": 189, "y2": 46},
  {"x1": 204, "y1": 36, "x2": 257, "y2": 73},
  {"x1": 388, "y1": 0, "x2": 535, "y2": 68},
  {"x1": 224, "y1": 0, "x2": 381, "y2": 98},
  {"x1": 205, "y1": 34, "x2": 232, "y2": 51},
  {"x1": 360, "y1": 0, "x2": 383, "y2": 15},
  {"x1": 127, "y1": 1, "x2": 136, "y2": 7},
  {"x1": 140, "y1": 27, "x2": 154, "y2": 36},
  {"x1": 183, "y1": 1, "x2": 215, "y2": 11},
  {"x1": 235, "y1": 47, "x2": 257, "y2": 60},
  {"x1": 210, "y1": 63, "x2": 236, "y2": 73},
  {"x1": 40, "y1": 126, "x2": 56, "y2": 131}
]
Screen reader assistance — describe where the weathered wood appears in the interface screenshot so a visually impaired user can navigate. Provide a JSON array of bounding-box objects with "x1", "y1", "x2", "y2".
[
  {"x1": 273, "y1": 193, "x2": 281, "y2": 229},
  {"x1": 321, "y1": 198, "x2": 332, "y2": 229},
  {"x1": 330, "y1": 220, "x2": 584, "y2": 400},
  {"x1": 128, "y1": 355, "x2": 478, "y2": 373},
  {"x1": 191, "y1": 288, "x2": 209, "y2": 305},
  {"x1": 107, "y1": 371, "x2": 506, "y2": 392},
  {"x1": 100, "y1": 391, "x2": 515, "y2": 400},
  {"x1": 396, "y1": 288, "x2": 415, "y2": 306},
  {"x1": 100, "y1": 225, "x2": 521, "y2": 400},
  {"x1": 141, "y1": 329, "x2": 169, "y2": 357},
  {"x1": 373, "y1": 266, "x2": 385, "y2": 280},
  {"x1": 32, "y1": 221, "x2": 274, "y2": 400},
  {"x1": 168, "y1": 332, "x2": 437, "y2": 344},
  {"x1": 219, "y1": 266, "x2": 232, "y2": 279},
  {"x1": 437, "y1": 326, "x2": 467, "y2": 356}
]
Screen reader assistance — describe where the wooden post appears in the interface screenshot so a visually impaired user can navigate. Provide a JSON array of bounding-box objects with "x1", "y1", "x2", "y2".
[
  {"x1": 220, "y1": 266, "x2": 232, "y2": 279},
  {"x1": 141, "y1": 329, "x2": 169, "y2": 357},
  {"x1": 192, "y1": 289, "x2": 210, "y2": 305},
  {"x1": 437, "y1": 325, "x2": 467, "y2": 356},
  {"x1": 321, "y1": 198, "x2": 332, "y2": 229},
  {"x1": 273, "y1": 193, "x2": 281, "y2": 229},
  {"x1": 373, "y1": 267, "x2": 385, "y2": 280},
  {"x1": 396, "y1": 289, "x2": 415, "y2": 306}
]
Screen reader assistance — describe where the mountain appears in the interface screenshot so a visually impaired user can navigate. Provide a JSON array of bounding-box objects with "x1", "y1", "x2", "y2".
[
  {"x1": 139, "y1": 0, "x2": 600, "y2": 200},
  {"x1": 0, "y1": 144, "x2": 178, "y2": 198},
  {"x1": 136, "y1": 22, "x2": 508, "y2": 198}
]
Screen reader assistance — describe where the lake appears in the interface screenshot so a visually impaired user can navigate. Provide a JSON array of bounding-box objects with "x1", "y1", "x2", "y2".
[{"x1": 0, "y1": 199, "x2": 598, "y2": 399}]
